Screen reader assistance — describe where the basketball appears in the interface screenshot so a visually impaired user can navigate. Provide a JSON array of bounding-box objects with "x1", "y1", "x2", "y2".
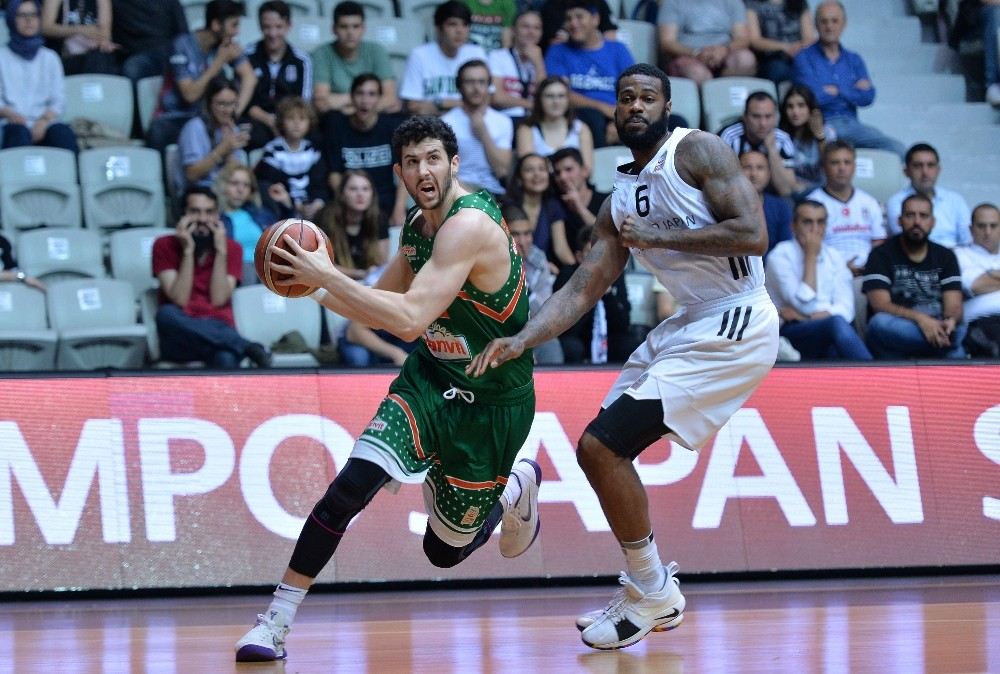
[{"x1": 254, "y1": 218, "x2": 333, "y2": 298}]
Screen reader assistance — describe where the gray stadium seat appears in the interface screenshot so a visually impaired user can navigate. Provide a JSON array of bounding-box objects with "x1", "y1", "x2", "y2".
[
  {"x1": 668, "y1": 76, "x2": 700, "y2": 130},
  {"x1": 0, "y1": 282, "x2": 57, "y2": 371},
  {"x1": 78, "y1": 147, "x2": 167, "y2": 233},
  {"x1": 180, "y1": 0, "x2": 209, "y2": 29},
  {"x1": 288, "y1": 17, "x2": 327, "y2": 52},
  {"x1": 324, "y1": 306, "x2": 349, "y2": 344},
  {"x1": 63, "y1": 74, "x2": 134, "y2": 141},
  {"x1": 16, "y1": 228, "x2": 106, "y2": 283},
  {"x1": 136, "y1": 75, "x2": 163, "y2": 136},
  {"x1": 592, "y1": 145, "x2": 633, "y2": 193},
  {"x1": 397, "y1": 0, "x2": 438, "y2": 40},
  {"x1": 47, "y1": 278, "x2": 147, "y2": 370},
  {"x1": 624, "y1": 271, "x2": 656, "y2": 328},
  {"x1": 0, "y1": 147, "x2": 82, "y2": 233},
  {"x1": 615, "y1": 20, "x2": 655, "y2": 66},
  {"x1": 233, "y1": 285, "x2": 322, "y2": 367},
  {"x1": 853, "y1": 148, "x2": 906, "y2": 206},
  {"x1": 700, "y1": 77, "x2": 776, "y2": 134},
  {"x1": 109, "y1": 227, "x2": 174, "y2": 296},
  {"x1": 367, "y1": 16, "x2": 423, "y2": 59}
]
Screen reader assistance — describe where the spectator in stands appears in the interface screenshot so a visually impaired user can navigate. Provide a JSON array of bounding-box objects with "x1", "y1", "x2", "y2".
[
  {"x1": 400, "y1": 0, "x2": 487, "y2": 115},
  {"x1": 745, "y1": 0, "x2": 815, "y2": 86},
  {"x1": 244, "y1": 0, "x2": 313, "y2": 150},
  {"x1": 319, "y1": 169, "x2": 388, "y2": 281},
  {"x1": 886, "y1": 143, "x2": 972, "y2": 250},
  {"x1": 0, "y1": 0, "x2": 79, "y2": 152},
  {"x1": 464, "y1": 0, "x2": 517, "y2": 51},
  {"x1": 515, "y1": 76, "x2": 593, "y2": 171},
  {"x1": 41, "y1": 0, "x2": 119, "y2": 75},
  {"x1": 147, "y1": 0, "x2": 257, "y2": 153},
  {"x1": 504, "y1": 152, "x2": 565, "y2": 266},
  {"x1": 339, "y1": 320, "x2": 415, "y2": 367},
  {"x1": 792, "y1": 0, "x2": 905, "y2": 158},
  {"x1": 311, "y1": 1, "x2": 399, "y2": 115},
  {"x1": 503, "y1": 203, "x2": 564, "y2": 364},
  {"x1": 806, "y1": 140, "x2": 885, "y2": 276},
  {"x1": 779, "y1": 83, "x2": 834, "y2": 195},
  {"x1": 720, "y1": 91, "x2": 797, "y2": 195},
  {"x1": 956, "y1": 203, "x2": 1000, "y2": 356},
  {"x1": 322, "y1": 73, "x2": 408, "y2": 226},
  {"x1": 442, "y1": 59, "x2": 512, "y2": 196},
  {"x1": 0, "y1": 232, "x2": 46, "y2": 290},
  {"x1": 862, "y1": 193, "x2": 966, "y2": 360},
  {"x1": 488, "y1": 9, "x2": 545, "y2": 121},
  {"x1": 110, "y1": 0, "x2": 187, "y2": 82},
  {"x1": 550, "y1": 146, "x2": 605, "y2": 264},
  {"x1": 539, "y1": 0, "x2": 616, "y2": 51},
  {"x1": 215, "y1": 163, "x2": 276, "y2": 284},
  {"x1": 544, "y1": 0, "x2": 633, "y2": 147},
  {"x1": 554, "y1": 224, "x2": 632, "y2": 363},
  {"x1": 652, "y1": 279, "x2": 676, "y2": 321},
  {"x1": 153, "y1": 185, "x2": 272, "y2": 369},
  {"x1": 739, "y1": 150, "x2": 792, "y2": 259},
  {"x1": 177, "y1": 76, "x2": 249, "y2": 192},
  {"x1": 657, "y1": 0, "x2": 757, "y2": 86},
  {"x1": 255, "y1": 96, "x2": 327, "y2": 221},
  {"x1": 765, "y1": 199, "x2": 871, "y2": 360},
  {"x1": 983, "y1": 0, "x2": 1000, "y2": 106}
]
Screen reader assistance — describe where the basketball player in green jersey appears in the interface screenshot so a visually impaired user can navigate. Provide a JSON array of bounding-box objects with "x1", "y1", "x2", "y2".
[{"x1": 234, "y1": 116, "x2": 541, "y2": 663}]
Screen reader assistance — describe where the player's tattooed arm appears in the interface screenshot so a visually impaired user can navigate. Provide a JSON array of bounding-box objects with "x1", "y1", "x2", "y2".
[
  {"x1": 467, "y1": 197, "x2": 629, "y2": 375},
  {"x1": 619, "y1": 131, "x2": 767, "y2": 257}
]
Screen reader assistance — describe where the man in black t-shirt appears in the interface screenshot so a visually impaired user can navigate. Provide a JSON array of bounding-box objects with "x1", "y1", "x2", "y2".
[
  {"x1": 551, "y1": 146, "x2": 607, "y2": 267},
  {"x1": 862, "y1": 193, "x2": 966, "y2": 359},
  {"x1": 321, "y1": 73, "x2": 409, "y2": 226}
]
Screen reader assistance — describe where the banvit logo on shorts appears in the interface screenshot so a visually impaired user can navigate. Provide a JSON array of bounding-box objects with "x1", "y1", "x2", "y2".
[{"x1": 424, "y1": 322, "x2": 471, "y2": 361}]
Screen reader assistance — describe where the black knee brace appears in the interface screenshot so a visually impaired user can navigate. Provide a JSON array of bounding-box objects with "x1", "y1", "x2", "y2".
[
  {"x1": 288, "y1": 459, "x2": 390, "y2": 578},
  {"x1": 421, "y1": 501, "x2": 504, "y2": 569}
]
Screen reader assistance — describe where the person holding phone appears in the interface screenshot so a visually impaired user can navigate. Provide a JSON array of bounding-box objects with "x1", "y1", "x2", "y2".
[{"x1": 176, "y1": 76, "x2": 250, "y2": 193}]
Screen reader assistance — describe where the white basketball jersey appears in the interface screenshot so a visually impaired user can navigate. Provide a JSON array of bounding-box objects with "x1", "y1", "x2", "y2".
[{"x1": 610, "y1": 128, "x2": 765, "y2": 307}]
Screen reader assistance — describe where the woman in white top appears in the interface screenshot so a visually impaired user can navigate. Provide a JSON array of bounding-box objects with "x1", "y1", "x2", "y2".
[{"x1": 515, "y1": 76, "x2": 593, "y2": 172}]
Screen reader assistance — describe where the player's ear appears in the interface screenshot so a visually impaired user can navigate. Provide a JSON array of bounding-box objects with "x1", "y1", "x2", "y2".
[
  {"x1": 393, "y1": 163, "x2": 401, "y2": 179},
  {"x1": 451, "y1": 154, "x2": 460, "y2": 175}
]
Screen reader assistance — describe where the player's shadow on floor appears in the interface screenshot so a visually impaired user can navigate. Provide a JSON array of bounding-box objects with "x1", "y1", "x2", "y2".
[{"x1": 577, "y1": 649, "x2": 685, "y2": 674}]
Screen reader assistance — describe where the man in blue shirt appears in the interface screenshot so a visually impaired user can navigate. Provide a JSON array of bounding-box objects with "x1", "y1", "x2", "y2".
[
  {"x1": 739, "y1": 150, "x2": 792, "y2": 260},
  {"x1": 544, "y1": 0, "x2": 633, "y2": 147},
  {"x1": 792, "y1": 0, "x2": 904, "y2": 158}
]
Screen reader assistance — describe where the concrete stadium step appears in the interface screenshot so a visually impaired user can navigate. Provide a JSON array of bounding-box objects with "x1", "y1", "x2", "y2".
[
  {"x1": 871, "y1": 74, "x2": 967, "y2": 105},
  {"x1": 843, "y1": 16, "x2": 921, "y2": 46},
  {"x1": 941, "y1": 156, "x2": 1000, "y2": 185},
  {"x1": 840, "y1": 0, "x2": 910, "y2": 19},
  {"x1": 863, "y1": 44, "x2": 956, "y2": 76},
  {"x1": 954, "y1": 183, "x2": 1000, "y2": 207},
  {"x1": 860, "y1": 102, "x2": 1000, "y2": 128}
]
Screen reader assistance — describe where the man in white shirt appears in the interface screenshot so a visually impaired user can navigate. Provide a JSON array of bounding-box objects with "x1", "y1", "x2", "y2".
[
  {"x1": 886, "y1": 143, "x2": 972, "y2": 249},
  {"x1": 806, "y1": 139, "x2": 885, "y2": 276},
  {"x1": 955, "y1": 202, "x2": 1000, "y2": 357},
  {"x1": 765, "y1": 200, "x2": 872, "y2": 360},
  {"x1": 399, "y1": 0, "x2": 488, "y2": 115},
  {"x1": 442, "y1": 60, "x2": 513, "y2": 195}
]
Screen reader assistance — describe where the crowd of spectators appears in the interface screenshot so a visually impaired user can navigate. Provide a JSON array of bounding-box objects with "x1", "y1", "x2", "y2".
[{"x1": 0, "y1": 0, "x2": 998, "y2": 372}]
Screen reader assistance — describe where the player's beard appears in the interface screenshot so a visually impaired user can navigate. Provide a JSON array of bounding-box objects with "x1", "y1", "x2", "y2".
[
  {"x1": 617, "y1": 111, "x2": 670, "y2": 150},
  {"x1": 422, "y1": 171, "x2": 453, "y2": 211}
]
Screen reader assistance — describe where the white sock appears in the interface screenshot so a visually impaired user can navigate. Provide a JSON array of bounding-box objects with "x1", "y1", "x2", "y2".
[
  {"x1": 501, "y1": 471, "x2": 524, "y2": 510},
  {"x1": 268, "y1": 583, "x2": 307, "y2": 625},
  {"x1": 621, "y1": 534, "x2": 666, "y2": 593}
]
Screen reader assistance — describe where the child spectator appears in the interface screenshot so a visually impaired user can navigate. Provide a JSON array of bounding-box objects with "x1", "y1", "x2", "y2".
[
  {"x1": 255, "y1": 96, "x2": 327, "y2": 221},
  {"x1": 215, "y1": 163, "x2": 277, "y2": 284}
]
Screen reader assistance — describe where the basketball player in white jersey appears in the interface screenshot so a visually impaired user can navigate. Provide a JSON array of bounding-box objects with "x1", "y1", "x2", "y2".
[{"x1": 468, "y1": 63, "x2": 779, "y2": 650}]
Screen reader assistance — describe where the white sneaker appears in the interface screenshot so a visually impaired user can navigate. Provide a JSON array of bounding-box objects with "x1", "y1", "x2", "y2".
[
  {"x1": 499, "y1": 458, "x2": 541, "y2": 558},
  {"x1": 987, "y1": 83, "x2": 1000, "y2": 107},
  {"x1": 776, "y1": 336, "x2": 801, "y2": 362},
  {"x1": 235, "y1": 610, "x2": 290, "y2": 662},
  {"x1": 580, "y1": 564, "x2": 686, "y2": 650},
  {"x1": 576, "y1": 562, "x2": 681, "y2": 632}
]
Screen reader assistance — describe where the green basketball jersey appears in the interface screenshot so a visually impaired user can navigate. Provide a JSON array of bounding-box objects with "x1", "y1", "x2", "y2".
[{"x1": 399, "y1": 190, "x2": 532, "y2": 394}]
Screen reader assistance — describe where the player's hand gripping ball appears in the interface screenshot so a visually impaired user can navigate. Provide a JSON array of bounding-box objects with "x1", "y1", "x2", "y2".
[{"x1": 254, "y1": 218, "x2": 333, "y2": 298}]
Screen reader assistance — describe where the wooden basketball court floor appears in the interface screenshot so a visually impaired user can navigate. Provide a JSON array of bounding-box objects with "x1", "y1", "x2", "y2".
[{"x1": 2, "y1": 574, "x2": 998, "y2": 674}]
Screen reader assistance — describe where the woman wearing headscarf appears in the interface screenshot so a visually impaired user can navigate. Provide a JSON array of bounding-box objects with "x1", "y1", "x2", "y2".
[{"x1": 0, "y1": 0, "x2": 79, "y2": 151}]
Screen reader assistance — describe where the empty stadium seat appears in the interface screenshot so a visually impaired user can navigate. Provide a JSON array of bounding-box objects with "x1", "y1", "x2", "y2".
[
  {"x1": 667, "y1": 77, "x2": 700, "y2": 130},
  {"x1": 0, "y1": 282, "x2": 57, "y2": 371},
  {"x1": 701, "y1": 77, "x2": 776, "y2": 134},
  {"x1": 592, "y1": 145, "x2": 633, "y2": 193},
  {"x1": 624, "y1": 271, "x2": 656, "y2": 328},
  {"x1": 47, "y1": 278, "x2": 147, "y2": 370},
  {"x1": 367, "y1": 16, "x2": 423, "y2": 59},
  {"x1": 180, "y1": 0, "x2": 209, "y2": 29},
  {"x1": 853, "y1": 148, "x2": 906, "y2": 205},
  {"x1": 64, "y1": 74, "x2": 134, "y2": 141},
  {"x1": 0, "y1": 147, "x2": 82, "y2": 233},
  {"x1": 232, "y1": 285, "x2": 322, "y2": 367},
  {"x1": 109, "y1": 227, "x2": 174, "y2": 296},
  {"x1": 288, "y1": 17, "x2": 327, "y2": 52},
  {"x1": 615, "y1": 19, "x2": 656, "y2": 66},
  {"x1": 16, "y1": 228, "x2": 105, "y2": 283},
  {"x1": 78, "y1": 147, "x2": 167, "y2": 232},
  {"x1": 136, "y1": 76, "x2": 163, "y2": 136}
]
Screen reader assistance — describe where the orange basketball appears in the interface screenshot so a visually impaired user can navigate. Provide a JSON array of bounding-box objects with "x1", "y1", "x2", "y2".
[{"x1": 254, "y1": 218, "x2": 333, "y2": 298}]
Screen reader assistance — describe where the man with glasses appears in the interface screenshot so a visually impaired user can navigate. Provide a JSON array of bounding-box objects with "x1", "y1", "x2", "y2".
[{"x1": 441, "y1": 59, "x2": 512, "y2": 196}]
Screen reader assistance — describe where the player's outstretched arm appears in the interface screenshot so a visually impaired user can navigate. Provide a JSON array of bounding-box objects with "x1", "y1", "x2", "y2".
[
  {"x1": 467, "y1": 197, "x2": 629, "y2": 376},
  {"x1": 619, "y1": 131, "x2": 767, "y2": 257}
]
